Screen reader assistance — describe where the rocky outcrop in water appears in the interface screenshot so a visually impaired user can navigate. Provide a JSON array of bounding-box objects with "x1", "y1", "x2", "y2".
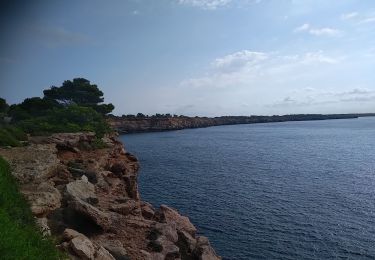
[{"x1": 0, "y1": 132, "x2": 221, "y2": 260}]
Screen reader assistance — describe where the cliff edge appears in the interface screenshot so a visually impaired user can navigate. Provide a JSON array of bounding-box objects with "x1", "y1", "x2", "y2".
[
  {"x1": 0, "y1": 132, "x2": 220, "y2": 260},
  {"x1": 108, "y1": 114, "x2": 361, "y2": 134}
]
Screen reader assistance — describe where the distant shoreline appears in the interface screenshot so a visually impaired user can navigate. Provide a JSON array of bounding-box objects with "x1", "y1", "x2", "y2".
[{"x1": 108, "y1": 113, "x2": 375, "y2": 134}]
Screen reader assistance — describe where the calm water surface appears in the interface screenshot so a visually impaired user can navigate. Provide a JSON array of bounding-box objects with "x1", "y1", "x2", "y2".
[{"x1": 120, "y1": 117, "x2": 375, "y2": 260}]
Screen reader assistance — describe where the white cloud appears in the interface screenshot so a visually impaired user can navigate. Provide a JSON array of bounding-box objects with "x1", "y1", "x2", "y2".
[
  {"x1": 283, "y1": 96, "x2": 295, "y2": 102},
  {"x1": 359, "y1": 16, "x2": 375, "y2": 24},
  {"x1": 178, "y1": 0, "x2": 231, "y2": 10},
  {"x1": 177, "y1": 0, "x2": 262, "y2": 9},
  {"x1": 309, "y1": 27, "x2": 342, "y2": 36},
  {"x1": 302, "y1": 51, "x2": 339, "y2": 64},
  {"x1": 294, "y1": 23, "x2": 310, "y2": 32},
  {"x1": 180, "y1": 50, "x2": 341, "y2": 89},
  {"x1": 294, "y1": 24, "x2": 342, "y2": 37},
  {"x1": 340, "y1": 12, "x2": 375, "y2": 25},
  {"x1": 212, "y1": 51, "x2": 268, "y2": 72},
  {"x1": 341, "y1": 12, "x2": 358, "y2": 20},
  {"x1": 270, "y1": 87, "x2": 375, "y2": 108}
]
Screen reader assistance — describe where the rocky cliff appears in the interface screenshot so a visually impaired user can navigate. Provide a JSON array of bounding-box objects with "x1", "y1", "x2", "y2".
[
  {"x1": 108, "y1": 114, "x2": 360, "y2": 134},
  {"x1": 0, "y1": 132, "x2": 220, "y2": 260}
]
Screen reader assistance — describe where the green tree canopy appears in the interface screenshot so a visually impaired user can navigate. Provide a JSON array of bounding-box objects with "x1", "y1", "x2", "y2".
[
  {"x1": 0, "y1": 98, "x2": 9, "y2": 113},
  {"x1": 43, "y1": 78, "x2": 114, "y2": 114},
  {"x1": 8, "y1": 97, "x2": 59, "y2": 121},
  {"x1": 5, "y1": 78, "x2": 113, "y2": 137}
]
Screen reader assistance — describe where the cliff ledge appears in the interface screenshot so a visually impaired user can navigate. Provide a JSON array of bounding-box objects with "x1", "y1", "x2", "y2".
[{"x1": 0, "y1": 132, "x2": 220, "y2": 260}]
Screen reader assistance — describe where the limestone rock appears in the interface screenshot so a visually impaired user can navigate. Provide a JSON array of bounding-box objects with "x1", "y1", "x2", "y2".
[
  {"x1": 69, "y1": 198, "x2": 111, "y2": 231},
  {"x1": 23, "y1": 182, "x2": 61, "y2": 217},
  {"x1": 157, "y1": 205, "x2": 197, "y2": 236},
  {"x1": 101, "y1": 136, "x2": 114, "y2": 147},
  {"x1": 194, "y1": 236, "x2": 221, "y2": 260},
  {"x1": 96, "y1": 171, "x2": 111, "y2": 191},
  {"x1": 0, "y1": 144, "x2": 59, "y2": 184},
  {"x1": 0, "y1": 132, "x2": 221, "y2": 260},
  {"x1": 110, "y1": 162, "x2": 127, "y2": 175},
  {"x1": 95, "y1": 246, "x2": 115, "y2": 260},
  {"x1": 154, "y1": 236, "x2": 180, "y2": 259},
  {"x1": 123, "y1": 175, "x2": 139, "y2": 199},
  {"x1": 177, "y1": 230, "x2": 197, "y2": 255},
  {"x1": 141, "y1": 201, "x2": 155, "y2": 219},
  {"x1": 150, "y1": 253, "x2": 164, "y2": 260},
  {"x1": 139, "y1": 250, "x2": 152, "y2": 260},
  {"x1": 63, "y1": 228, "x2": 84, "y2": 241},
  {"x1": 110, "y1": 200, "x2": 140, "y2": 216},
  {"x1": 50, "y1": 132, "x2": 96, "y2": 149},
  {"x1": 154, "y1": 223, "x2": 178, "y2": 243},
  {"x1": 102, "y1": 240, "x2": 129, "y2": 260},
  {"x1": 66, "y1": 177, "x2": 98, "y2": 204},
  {"x1": 70, "y1": 236, "x2": 96, "y2": 260}
]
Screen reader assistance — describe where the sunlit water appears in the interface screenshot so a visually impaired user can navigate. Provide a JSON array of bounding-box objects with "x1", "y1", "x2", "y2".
[{"x1": 120, "y1": 117, "x2": 375, "y2": 260}]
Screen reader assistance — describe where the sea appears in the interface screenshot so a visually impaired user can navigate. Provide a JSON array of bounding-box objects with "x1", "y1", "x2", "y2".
[{"x1": 120, "y1": 117, "x2": 375, "y2": 260}]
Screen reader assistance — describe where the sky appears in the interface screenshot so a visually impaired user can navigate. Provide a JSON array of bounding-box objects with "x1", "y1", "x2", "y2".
[{"x1": 1, "y1": 0, "x2": 375, "y2": 116}]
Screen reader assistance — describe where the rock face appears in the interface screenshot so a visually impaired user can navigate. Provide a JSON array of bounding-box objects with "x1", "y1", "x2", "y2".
[
  {"x1": 0, "y1": 132, "x2": 221, "y2": 260},
  {"x1": 108, "y1": 114, "x2": 360, "y2": 134}
]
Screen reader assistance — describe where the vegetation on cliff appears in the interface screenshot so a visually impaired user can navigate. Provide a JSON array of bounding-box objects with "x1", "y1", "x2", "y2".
[
  {"x1": 0, "y1": 78, "x2": 113, "y2": 146},
  {"x1": 0, "y1": 156, "x2": 61, "y2": 259}
]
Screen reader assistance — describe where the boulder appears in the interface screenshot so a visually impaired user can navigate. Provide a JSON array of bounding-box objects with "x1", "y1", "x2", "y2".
[
  {"x1": 101, "y1": 136, "x2": 115, "y2": 147},
  {"x1": 141, "y1": 201, "x2": 155, "y2": 219},
  {"x1": 154, "y1": 236, "x2": 180, "y2": 259},
  {"x1": 66, "y1": 176, "x2": 98, "y2": 204},
  {"x1": 22, "y1": 182, "x2": 61, "y2": 217},
  {"x1": 50, "y1": 132, "x2": 96, "y2": 149},
  {"x1": 110, "y1": 200, "x2": 140, "y2": 216},
  {"x1": 157, "y1": 205, "x2": 197, "y2": 236},
  {"x1": 154, "y1": 223, "x2": 178, "y2": 243},
  {"x1": 194, "y1": 236, "x2": 221, "y2": 260},
  {"x1": 102, "y1": 240, "x2": 129, "y2": 260},
  {"x1": 0, "y1": 144, "x2": 59, "y2": 184},
  {"x1": 110, "y1": 162, "x2": 127, "y2": 175},
  {"x1": 70, "y1": 236, "x2": 96, "y2": 260},
  {"x1": 139, "y1": 250, "x2": 152, "y2": 260},
  {"x1": 150, "y1": 253, "x2": 164, "y2": 260},
  {"x1": 164, "y1": 243, "x2": 180, "y2": 259},
  {"x1": 69, "y1": 198, "x2": 111, "y2": 231},
  {"x1": 63, "y1": 228, "x2": 84, "y2": 241},
  {"x1": 123, "y1": 175, "x2": 139, "y2": 199},
  {"x1": 177, "y1": 230, "x2": 197, "y2": 256},
  {"x1": 95, "y1": 246, "x2": 115, "y2": 260}
]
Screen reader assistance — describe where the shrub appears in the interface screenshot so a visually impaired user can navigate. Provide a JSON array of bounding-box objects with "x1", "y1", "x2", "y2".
[
  {"x1": 0, "y1": 128, "x2": 21, "y2": 147},
  {"x1": 3, "y1": 126, "x2": 27, "y2": 141},
  {"x1": 0, "y1": 157, "x2": 62, "y2": 259},
  {"x1": 15, "y1": 105, "x2": 111, "y2": 137},
  {"x1": 91, "y1": 138, "x2": 108, "y2": 149}
]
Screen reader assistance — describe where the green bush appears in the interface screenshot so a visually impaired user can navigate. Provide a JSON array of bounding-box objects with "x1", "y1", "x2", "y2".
[
  {"x1": 0, "y1": 157, "x2": 62, "y2": 259},
  {"x1": 91, "y1": 138, "x2": 108, "y2": 149},
  {"x1": 3, "y1": 78, "x2": 114, "y2": 138},
  {"x1": 15, "y1": 105, "x2": 111, "y2": 137},
  {"x1": 3, "y1": 126, "x2": 27, "y2": 141},
  {"x1": 0, "y1": 128, "x2": 21, "y2": 147}
]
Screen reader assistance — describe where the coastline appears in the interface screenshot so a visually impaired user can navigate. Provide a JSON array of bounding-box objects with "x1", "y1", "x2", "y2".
[
  {"x1": 0, "y1": 132, "x2": 221, "y2": 259},
  {"x1": 108, "y1": 113, "x2": 375, "y2": 134}
]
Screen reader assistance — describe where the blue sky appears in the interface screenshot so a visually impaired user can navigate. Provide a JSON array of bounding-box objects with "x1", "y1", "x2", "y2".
[{"x1": 1, "y1": 0, "x2": 375, "y2": 116}]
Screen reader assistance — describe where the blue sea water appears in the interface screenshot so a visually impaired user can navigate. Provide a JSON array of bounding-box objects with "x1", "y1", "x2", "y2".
[{"x1": 120, "y1": 117, "x2": 375, "y2": 260}]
